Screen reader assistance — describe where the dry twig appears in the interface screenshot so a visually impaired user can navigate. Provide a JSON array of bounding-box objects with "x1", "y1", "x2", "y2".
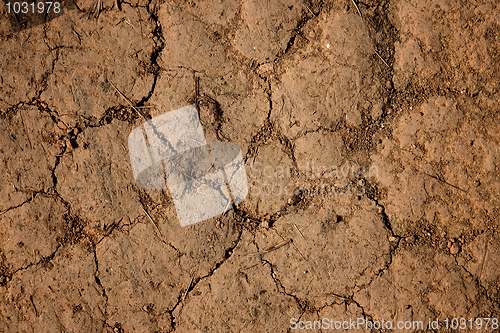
[{"x1": 109, "y1": 80, "x2": 146, "y2": 120}]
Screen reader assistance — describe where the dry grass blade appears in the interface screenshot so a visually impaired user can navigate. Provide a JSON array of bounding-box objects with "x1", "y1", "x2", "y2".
[
  {"x1": 96, "y1": 217, "x2": 123, "y2": 244},
  {"x1": 373, "y1": 47, "x2": 390, "y2": 68},
  {"x1": 351, "y1": 0, "x2": 364, "y2": 24},
  {"x1": 109, "y1": 80, "x2": 146, "y2": 120},
  {"x1": 306, "y1": 6, "x2": 316, "y2": 17},
  {"x1": 351, "y1": 0, "x2": 392, "y2": 68},
  {"x1": 291, "y1": 241, "x2": 306, "y2": 260},
  {"x1": 291, "y1": 220, "x2": 306, "y2": 239},
  {"x1": 181, "y1": 277, "x2": 194, "y2": 302},
  {"x1": 242, "y1": 263, "x2": 260, "y2": 270},
  {"x1": 87, "y1": 0, "x2": 103, "y2": 20},
  {"x1": 421, "y1": 171, "x2": 467, "y2": 193},
  {"x1": 142, "y1": 206, "x2": 163, "y2": 239},
  {"x1": 104, "y1": 217, "x2": 122, "y2": 236},
  {"x1": 478, "y1": 232, "x2": 490, "y2": 281},
  {"x1": 246, "y1": 239, "x2": 292, "y2": 257}
]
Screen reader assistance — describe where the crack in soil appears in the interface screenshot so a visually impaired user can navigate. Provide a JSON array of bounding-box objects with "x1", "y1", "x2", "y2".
[
  {"x1": 93, "y1": 248, "x2": 110, "y2": 327},
  {"x1": 166, "y1": 215, "x2": 245, "y2": 332},
  {"x1": 2, "y1": 244, "x2": 62, "y2": 285},
  {"x1": 454, "y1": 255, "x2": 499, "y2": 307}
]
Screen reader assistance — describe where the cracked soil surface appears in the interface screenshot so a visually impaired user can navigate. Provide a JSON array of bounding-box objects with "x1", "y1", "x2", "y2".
[{"x1": 1, "y1": 0, "x2": 500, "y2": 332}]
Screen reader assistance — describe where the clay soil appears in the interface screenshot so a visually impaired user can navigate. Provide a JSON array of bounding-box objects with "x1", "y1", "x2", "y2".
[{"x1": 1, "y1": 0, "x2": 500, "y2": 332}]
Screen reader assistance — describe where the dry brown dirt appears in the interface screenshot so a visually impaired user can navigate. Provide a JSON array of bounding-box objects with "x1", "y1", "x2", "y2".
[{"x1": 1, "y1": 0, "x2": 500, "y2": 332}]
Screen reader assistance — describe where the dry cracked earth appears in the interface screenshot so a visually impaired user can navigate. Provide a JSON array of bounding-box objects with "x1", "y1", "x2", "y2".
[{"x1": 1, "y1": 0, "x2": 500, "y2": 332}]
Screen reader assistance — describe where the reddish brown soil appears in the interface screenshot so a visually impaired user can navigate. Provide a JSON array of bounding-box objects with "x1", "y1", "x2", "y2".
[{"x1": 1, "y1": 0, "x2": 499, "y2": 332}]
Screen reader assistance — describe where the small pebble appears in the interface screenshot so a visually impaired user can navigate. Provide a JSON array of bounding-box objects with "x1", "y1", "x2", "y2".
[
  {"x1": 450, "y1": 242, "x2": 461, "y2": 255},
  {"x1": 257, "y1": 62, "x2": 273, "y2": 74}
]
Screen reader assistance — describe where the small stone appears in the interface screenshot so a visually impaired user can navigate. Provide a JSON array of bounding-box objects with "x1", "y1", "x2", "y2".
[
  {"x1": 257, "y1": 62, "x2": 273, "y2": 74},
  {"x1": 389, "y1": 236, "x2": 397, "y2": 242},
  {"x1": 450, "y1": 242, "x2": 461, "y2": 255},
  {"x1": 346, "y1": 108, "x2": 362, "y2": 127}
]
